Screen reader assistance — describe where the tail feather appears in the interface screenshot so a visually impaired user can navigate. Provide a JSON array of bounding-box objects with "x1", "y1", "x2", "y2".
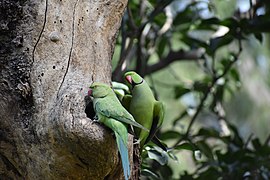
[
  {"x1": 151, "y1": 136, "x2": 168, "y2": 152},
  {"x1": 115, "y1": 133, "x2": 130, "y2": 180}
]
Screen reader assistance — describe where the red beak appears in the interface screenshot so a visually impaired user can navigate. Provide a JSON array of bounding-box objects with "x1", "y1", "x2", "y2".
[
  {"x1": 125, "y1": 75, "x2": 132, "y2": 84},
  {"x1": 88, "y1": 88, "x2": 93, "y2": 96}
]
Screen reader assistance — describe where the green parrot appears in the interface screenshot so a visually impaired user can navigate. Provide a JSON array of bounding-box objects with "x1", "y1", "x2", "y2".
[
  {"x1": 88, "y1": 82, "x2": 148, "y2": 180},
  {"x1": 123, "y1": 71, "x2": 166, "y2": 151},
  {"x1": 112, "y1": 81, "x2": 130, "y2": 101}
]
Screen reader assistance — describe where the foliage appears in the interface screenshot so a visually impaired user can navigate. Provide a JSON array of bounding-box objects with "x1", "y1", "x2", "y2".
[
  {"x1": 112, "y1": 0, "x2": 270, "y2": 179},
  {"x1": 148, "y1": 124, "x2": 270, "y2": 179}
]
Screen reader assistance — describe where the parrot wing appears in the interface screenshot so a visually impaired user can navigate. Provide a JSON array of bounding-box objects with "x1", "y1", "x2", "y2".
[
  {"x1": 145, "y1": 101, "x2": 165, "y2": 145},
  {"x1": 151, "y1": 136, "x2": 168, "y2": 152},
  {"x1": 112, "y1": 81, "x2": 130, "y2": 101},
  {"x1": 112, "y1": 81, "x2": 130, "y2": 93},
  {"x1": 122, "y1": 94, "x2": 132, "y2": 110},
  {"x1": 95, "y1": 98, "x2": 148, "y2": 131},
  {"x1": 154, "y1": 101, "x2": 165, "y2": 129}
]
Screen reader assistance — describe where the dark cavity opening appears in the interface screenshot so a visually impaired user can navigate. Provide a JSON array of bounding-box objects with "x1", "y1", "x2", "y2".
[{"x1": 85, "y1": 97, "x2": 95, "y2": 120}]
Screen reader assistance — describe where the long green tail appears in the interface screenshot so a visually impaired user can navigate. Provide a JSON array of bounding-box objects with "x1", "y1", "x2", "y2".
[{"x1": 115, "y1": 133, "x2": 130, "y2": 180}]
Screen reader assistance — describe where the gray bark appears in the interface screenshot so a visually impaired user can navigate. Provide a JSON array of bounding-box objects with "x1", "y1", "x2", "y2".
[{"x1": 0, "y1": 0, "x2": 129, "y2": 179}]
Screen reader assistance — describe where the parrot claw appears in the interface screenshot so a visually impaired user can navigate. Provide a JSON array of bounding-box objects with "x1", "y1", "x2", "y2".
[
  {"x1": 133, "y1": 139, "x2": 141, "y2": 145},
  {"x1": 93, "y1": 115, "x2": 99, "y2": 120},
  {"x1": 91, "y1": 115, "x2": 99, "y2": 124},
  {"x1": 91, "y1": 120, "x2": 98, "y2": 125}
]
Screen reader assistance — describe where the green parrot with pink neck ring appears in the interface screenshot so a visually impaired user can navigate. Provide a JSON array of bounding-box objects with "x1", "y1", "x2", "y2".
[
  {"x1": 88, "y1": 82, "x2": 149, "y2": 180},
  {"x1": 123, "y1": 71, "x2": 166, "y2": 151}
]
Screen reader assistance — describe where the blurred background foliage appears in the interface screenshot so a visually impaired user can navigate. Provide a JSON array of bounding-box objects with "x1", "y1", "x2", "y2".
[{"x1": 112, "y1": 0, "x2": 270, "y2": 179}]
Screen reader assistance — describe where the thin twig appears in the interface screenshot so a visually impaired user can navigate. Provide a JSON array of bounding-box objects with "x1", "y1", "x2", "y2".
[
  {"x1": 127, "y1": 5, "x2": 138, "y2": 31},
  {"x1": 145, "y1": 49, "x2": 202, "y2": 75},
  {"x1": 120, "y1": 15, "x2": 127, "y2": 57},
  {"x1": 112, "y1": 37, "x2": 134, "y2": 79},
  {"x1": 184, "y1": 86, "x2": 210, "y2": 136},
  {"x1": 136, "y1": 34, "x2": 144, "y2": 75},
  {"x1": 173, "y1": 39, "x2": 242, "y2": 146},
  {"x1": 141, "y1": 0, "x2": 172, "y2": 29},
  {"x1": 211, "y1": 54, "x2": 217, "y2": 76},
  {"x1": 244, "y1": 133, "x2": 254, "y2": 149}
]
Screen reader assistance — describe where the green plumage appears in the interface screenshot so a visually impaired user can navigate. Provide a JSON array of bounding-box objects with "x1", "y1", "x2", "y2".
[
  {"x1": 90, "y1": 82, "x2": 148, "y2": 131},
  {"x1": 89, "y1": 82, "x2": 148, "y2": 180},
  {"x1": 124, "y1": 71, "x2": 165, "y2": 151}
]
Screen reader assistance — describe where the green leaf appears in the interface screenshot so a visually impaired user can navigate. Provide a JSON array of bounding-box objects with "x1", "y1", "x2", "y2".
[
  {"x1": 173, "y1": 110, "x2": 188, "y2": 126},
  {"x1": 173, "y1": 8, "x2": 193, "y2": 26},
  {"x1": 220, "y1": 17, "x2": 239, "y2": 29},
  {"x1": 208, "y1": 33, "x2": 234, "y2": 55},
  {"x1": 141, "y1": 169, "x2": 160, "y2": 179},
  {"x1": 229, "y1": 68, "x2": 240, "y2": 82},
  {"x1": 193, "y1": 81, "x2": 210, "y2": 94},
  {"x1": 201, "y1": 17, "x2": 221, "y2": 25},
  {"x1": 147, "y1": 147, "x2": 169, "y2": 165},
  {"x1": 147, "y1": 149, "x2": 168, "y2": 165},
  {"x1": 174, "y1": 142, "x2": 194, "y2": 151},
  {"x1": 154, "y1": 12, "x2": 167, "y2": 27},
  {"x1": 240, "y1": 15, "x2": 270, "y2": 34},
  {"x1": 197, "y1": 128, "x2": 220, "y2": 138},
  {"x1": 252, "y1": 138, "x2": 262, "y2": 151},
  {"x1": 228, "y1": 124, "x2": 244, "y2": 147},
  {"x1": 175, "y1": 85, "x2": 191, "y2": 98},
  {"x1": 196, "y1": 141, "x2": 214, "y2": 160},
  {"x1": 168, "y1": 151, "x2": 178, "y2": 162},
  {"x1": 157, "y1": 37, "x2": 168, "y2": 58},
  {"x1": 220, "y1": 57, "x2": 231, "y2": 68},
  {"x1": 160, "y1": 130, "x2": 182, "y2": 141},
  {"x1": 197, "y1": 17, "x2": 239, "y2": 33},
  {"x1": 197, "y1": 17, "x2": 221, "y2": 30},
  {"x1": 181, "y1": 36, "x2": 209, "y2": 50},
  {"x1": 254, "y1": 33, "x2": 263, "y2": 43},
  {"x1": 159, "y1": 164, "x2": 173, "y2": 179},
  {"x1": 195, "y1": 167, "x2": 220, "y2": 179}
]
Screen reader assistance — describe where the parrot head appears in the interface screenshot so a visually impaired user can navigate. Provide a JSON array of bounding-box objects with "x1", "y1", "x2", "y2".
[
  {"x1": 89, "y1": 82, "x2": 111, "y2": 98},
  {"x1": 124, "y1": 71, "x2": 143, "y2": 88}
]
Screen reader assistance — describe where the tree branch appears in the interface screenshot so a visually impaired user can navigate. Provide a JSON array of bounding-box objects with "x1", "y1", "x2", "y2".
[
  {"x1": 145, "y1": 49, "x2": 203, "y2": 76},
  {"x1": 112, "y1": 37, "x2": 134, "y2": 81},
  {"x1": 173, "y1": 39, "x2": 242, "y2": 147}
]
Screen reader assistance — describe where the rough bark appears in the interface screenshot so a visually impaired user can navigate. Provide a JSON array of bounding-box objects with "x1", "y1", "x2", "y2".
[{"x1": 0, "y1": 0, "x2": 128, "y2": 179}]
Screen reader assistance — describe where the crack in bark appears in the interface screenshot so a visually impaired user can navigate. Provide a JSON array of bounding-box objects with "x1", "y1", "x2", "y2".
[
  {"x1": 0, "y1": 153, "x2": 23, "y2": 177},
  {"x1": 77, "y1": 156, "x2": 90, "y2": 166},
  {"x1": 91, "y1": 41, "x2": 97, "y2": 82},
  {"x1": 32, "y1": 0, "x2": 48, "y2": 64},
  {"x1": 57, "y1": 0, "x2": 79, "y2": 97},
  {"x1": 71, "y1": 109, "x2": 75, "y2": 128}
]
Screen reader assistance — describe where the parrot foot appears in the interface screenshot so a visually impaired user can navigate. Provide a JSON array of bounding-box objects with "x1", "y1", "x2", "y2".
[
  {"x1": 91, "y1": 120, "x2": 98, "y2": 125},
  {"x1": 91, "y1": 115, "x2": 99, "y2": 124},
  {"x1": 93, "y1": 115, "x2": 99, "y2": 120},
  {"x1": 133, "y1": 139, "x2": 141, "y2": 145}
]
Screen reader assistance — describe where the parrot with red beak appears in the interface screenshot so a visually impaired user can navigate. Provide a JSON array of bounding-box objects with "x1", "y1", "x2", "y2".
[
  {"x1": 124, "y1": 71, "x2": 167, "y2": 151},
  {"x1": 88, "y1": 82, "x2": 148, "y2": 180}
]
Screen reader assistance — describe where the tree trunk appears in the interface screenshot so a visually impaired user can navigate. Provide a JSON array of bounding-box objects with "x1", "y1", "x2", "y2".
[{"x1": 0, "y1": 0, "x2": 129, "y2": 179}]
